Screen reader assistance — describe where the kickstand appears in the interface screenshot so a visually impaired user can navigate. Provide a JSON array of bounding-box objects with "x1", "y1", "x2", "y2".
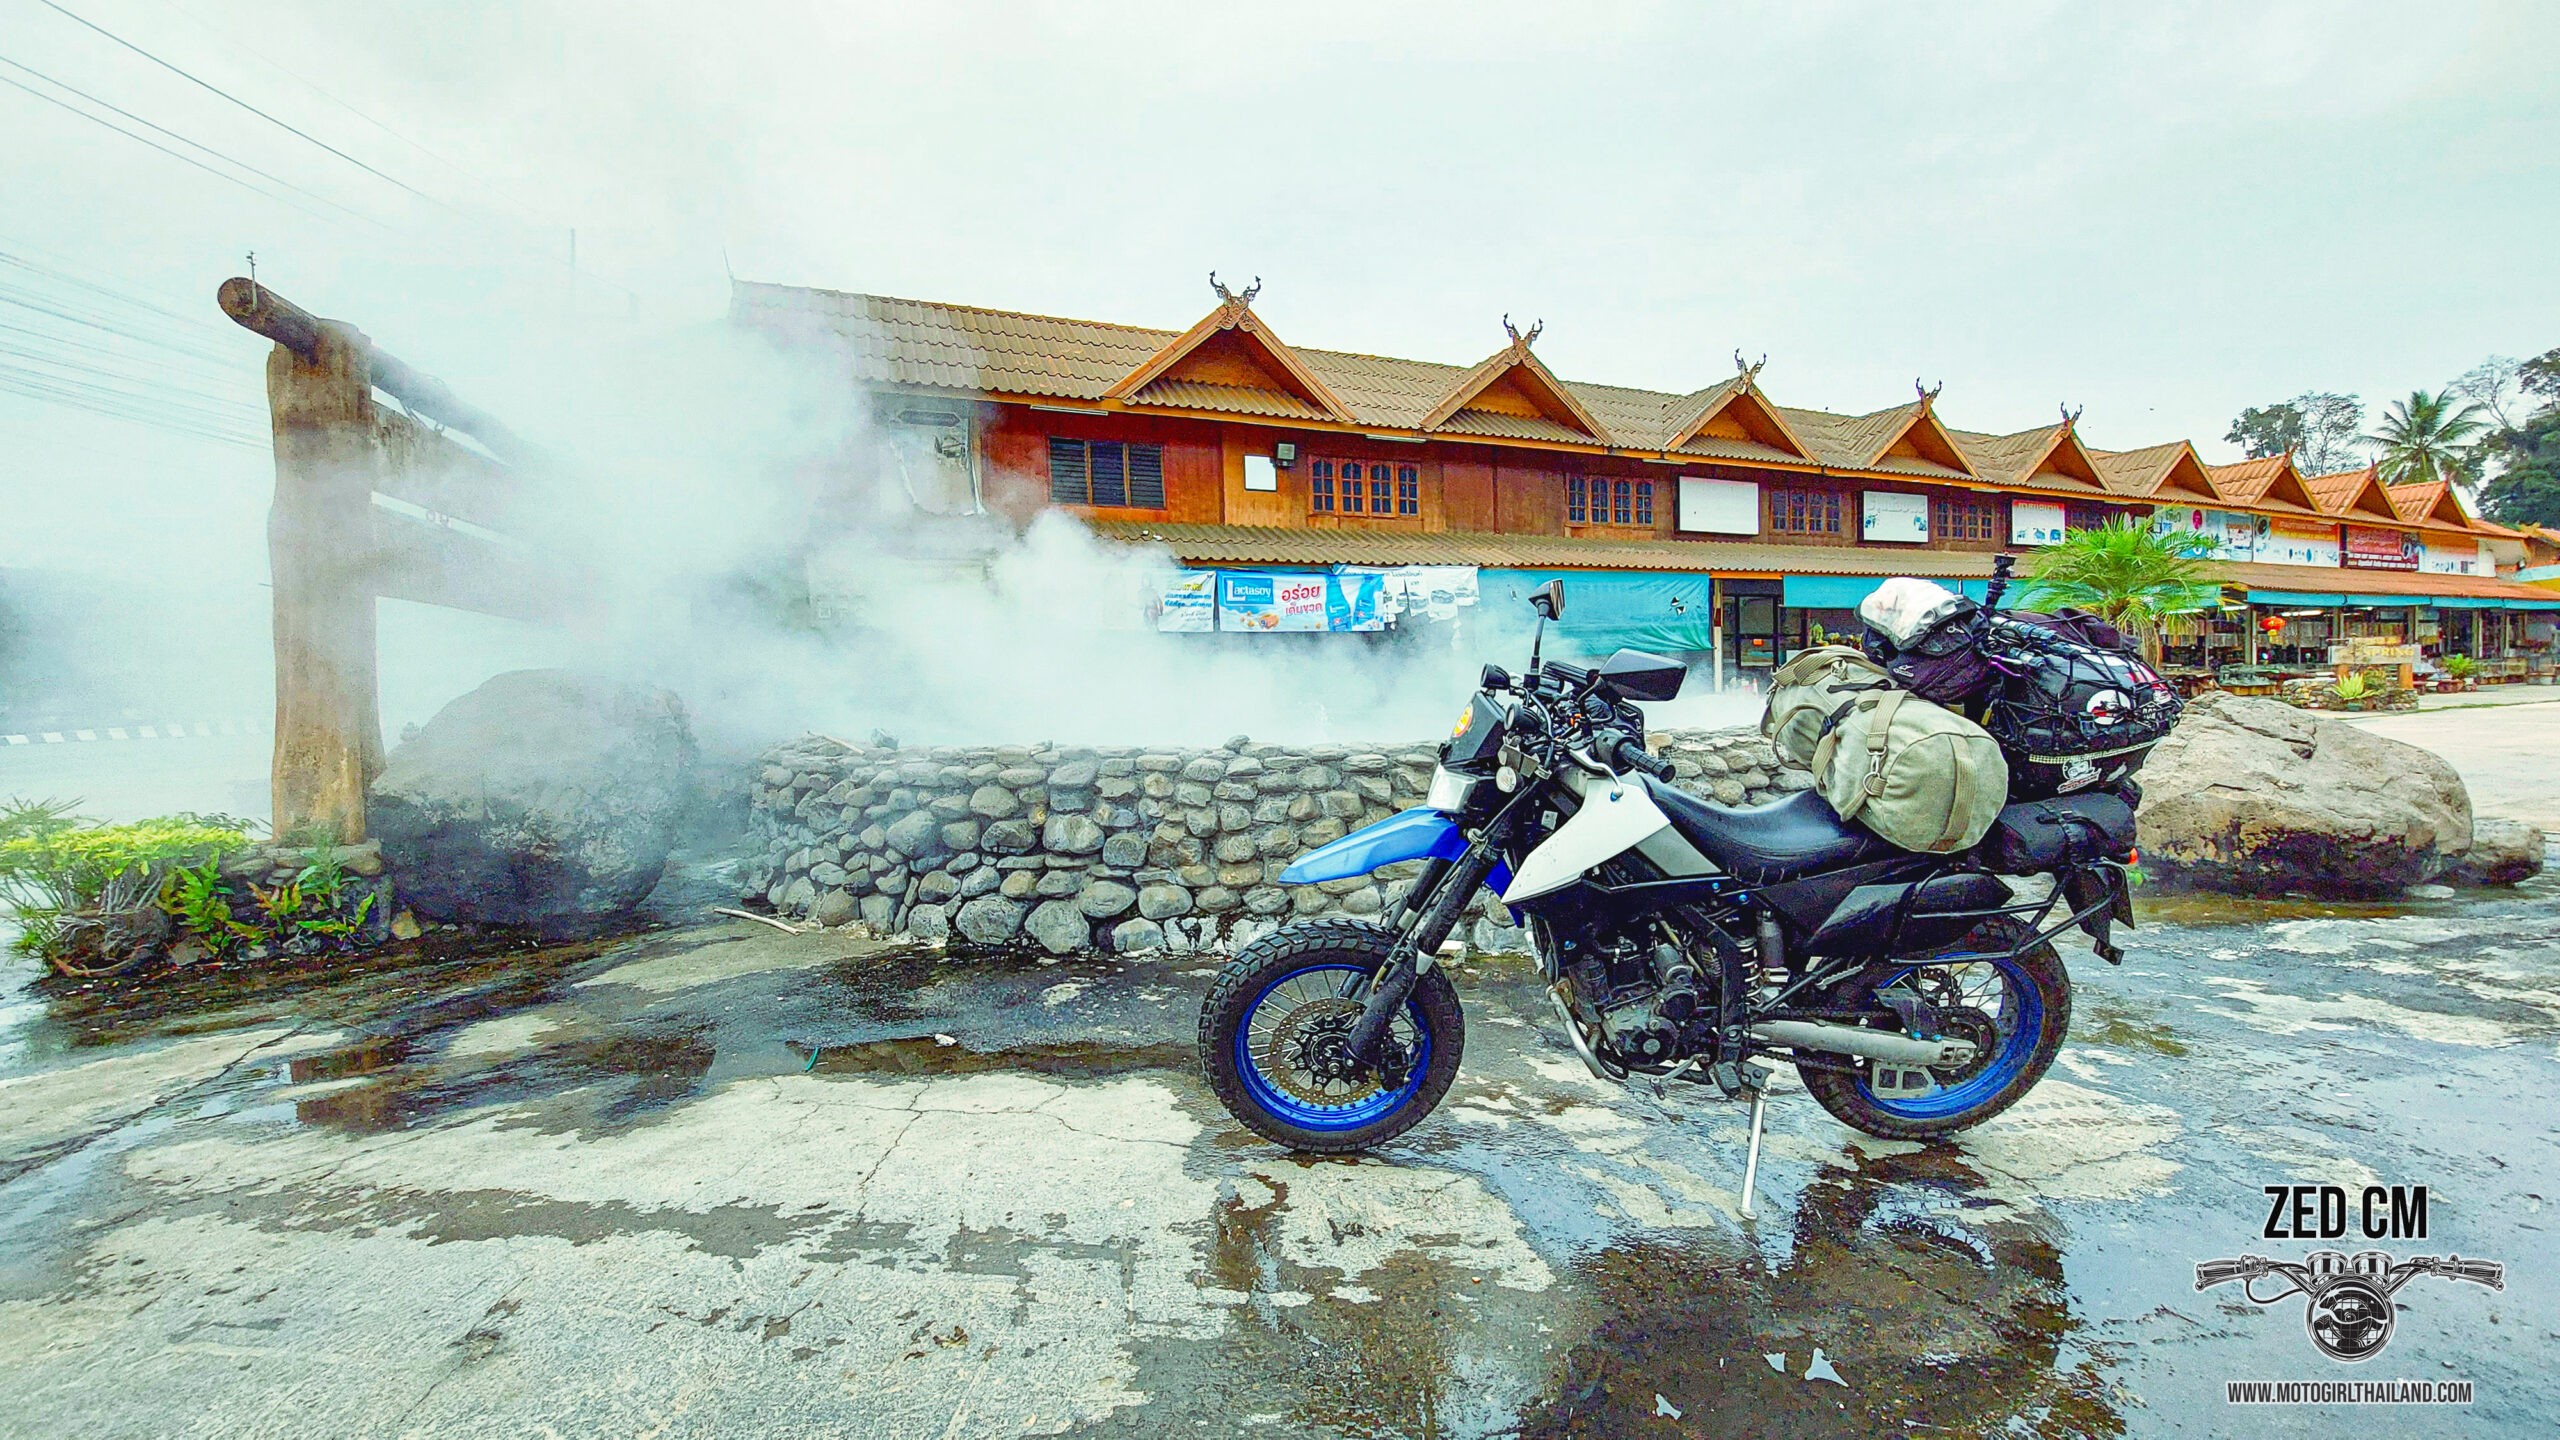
[{"x1": 1738, "y1": 1065, "x2": 1772, "y2": 1219}]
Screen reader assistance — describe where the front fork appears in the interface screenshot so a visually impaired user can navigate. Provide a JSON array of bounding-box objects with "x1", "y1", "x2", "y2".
[{"x1": 1343, "y1": 837, "x2": 1499, "y2": 1069}]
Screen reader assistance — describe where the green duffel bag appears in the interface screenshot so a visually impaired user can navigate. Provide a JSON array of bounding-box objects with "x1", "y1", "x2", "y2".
[{"x1": 1762, "y1": 646, "x2": 2010, "y2": 853}]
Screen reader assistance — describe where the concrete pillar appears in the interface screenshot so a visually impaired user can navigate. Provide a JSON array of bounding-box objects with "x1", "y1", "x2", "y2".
[{"x1": 264, "y1": 323, "x2": 381, "y2": 843}]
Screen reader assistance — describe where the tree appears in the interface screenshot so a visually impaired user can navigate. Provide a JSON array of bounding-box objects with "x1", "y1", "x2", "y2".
[
  {"x1": 2453, "y1": 355, "x2": 2525, "y2": 430},
  {"x1": 2520, "y1": 345, "x2": 2560, "y2": 407},
  {"x1": 2480, "y1": 410, "x2": 2560, "y2": 526},
  {"x1": 2367, "y1": 389, "x2": 2488, "y2": 486},
  {"x1": 2225, "y1": 391, "x2": 2365, "y2": 472},
  {"x1": 2015, "y1": 518, "x2": 2221, "y2": 664}
]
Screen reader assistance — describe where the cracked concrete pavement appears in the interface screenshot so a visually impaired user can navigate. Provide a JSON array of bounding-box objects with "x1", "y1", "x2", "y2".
[{"x1": 2, "y1": 873, "x2": 2558, "y2": 1437}]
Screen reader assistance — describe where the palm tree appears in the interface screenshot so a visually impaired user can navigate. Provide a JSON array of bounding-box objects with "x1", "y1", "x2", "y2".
[
  {"x1": 2367, "y1": 389, "x2": 2487, "y2": 485},
  {"x1": 2014, "y1": 518, "x2": 2220, "y2": 663}
]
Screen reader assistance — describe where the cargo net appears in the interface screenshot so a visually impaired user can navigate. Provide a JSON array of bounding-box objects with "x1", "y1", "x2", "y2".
[{"x1": 1976, "y1": 617, "x2": 2183, "y2": 760}]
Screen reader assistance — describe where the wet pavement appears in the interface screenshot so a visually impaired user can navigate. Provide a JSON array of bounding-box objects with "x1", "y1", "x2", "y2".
[{"x1": 1, "y1": 876, "x2": 2556, "y2": 1438}]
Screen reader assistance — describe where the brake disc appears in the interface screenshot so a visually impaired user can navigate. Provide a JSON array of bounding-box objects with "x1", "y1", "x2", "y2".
[{"x1": 1262, "y1": 998, "x2": 1378, "y2": 1105}]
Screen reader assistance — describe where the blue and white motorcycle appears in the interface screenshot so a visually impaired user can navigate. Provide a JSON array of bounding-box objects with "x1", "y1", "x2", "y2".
[{"x1": 1198, "y1": 578, "x2": 2140, "y2": 1175}]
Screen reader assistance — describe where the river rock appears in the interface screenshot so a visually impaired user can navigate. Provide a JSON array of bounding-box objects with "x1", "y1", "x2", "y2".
[
  {"x1": 954, "y1": 897, "x2": 1025, "y2": 945},
  {"x1": 1111, "y1": 918, "x2": 1164, "y2": 954},
  {"x1": 370, "y1": 669, "x2": 696, "y2": 931},
  {"x1": 2136, "y1": 693, "x2": 2472, "y2": 897},
  {"x1": 1025, "y1": 899, "x2": 1090, "y2": 955},
  {"x1": 2445, "y1": 817, "x2": 2546, "y2": 886},
  {"x1": 1077, "y1": 879, "x2": 1137, "y2": 918}
]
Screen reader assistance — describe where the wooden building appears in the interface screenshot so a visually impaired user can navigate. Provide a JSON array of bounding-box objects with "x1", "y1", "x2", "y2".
[{"x1": 734, "y1": 277, "x2": 2558, "y2": 681}]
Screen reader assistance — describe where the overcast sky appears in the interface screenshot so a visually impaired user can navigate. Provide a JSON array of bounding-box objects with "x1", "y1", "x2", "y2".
[{"x1": 5, "y1": 0, "x2": 2555, "y2": 584}]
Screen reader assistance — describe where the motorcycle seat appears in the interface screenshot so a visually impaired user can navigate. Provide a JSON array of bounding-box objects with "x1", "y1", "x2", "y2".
[{"x1": 1642, "y1": 778, "x2": 1899, "y2": 886}]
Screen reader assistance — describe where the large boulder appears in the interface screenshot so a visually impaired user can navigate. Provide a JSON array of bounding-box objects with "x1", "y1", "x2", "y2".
[
  {"x1": 2136, "y1": 693, "x2": 2470, "y2": 897},
  {"x1": 371, "y1": 670, "x2": 697, "y2": 930}
]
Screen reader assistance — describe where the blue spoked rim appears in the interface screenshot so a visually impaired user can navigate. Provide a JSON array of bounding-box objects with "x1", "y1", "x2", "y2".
[
  {"x1": 1856, "y1": 955, "x2": 2043, "y2": 1120},
  {"x1": 1231, "y1": 962, "x2": 1433, "y2": 1132}
]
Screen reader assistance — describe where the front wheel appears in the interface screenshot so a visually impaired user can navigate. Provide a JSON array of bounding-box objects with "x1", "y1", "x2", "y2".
[
  {"x1": 1796, "y1": 917, "x2": 2072, "y2": 1141},
  {"x1": 1198, "y1": 918, "x2": 1464, "y2": 1154}
]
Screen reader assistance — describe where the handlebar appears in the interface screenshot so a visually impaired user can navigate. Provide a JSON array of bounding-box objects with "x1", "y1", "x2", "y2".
[
  {"x1": 2406, "y1": 1256, "x2": 2505, "y2": 1290},
  {"x1": 1604, "y1": 733, "x2": 1675, "y2": 781},
  {"x1": 2195, "y1": 1257, "x2": 2278, "y2": 1290}
]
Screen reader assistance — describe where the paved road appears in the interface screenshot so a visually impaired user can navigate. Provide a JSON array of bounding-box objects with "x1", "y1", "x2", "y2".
[
  {"x1": 0, "y1": 873, "x2": 2554, "y2": 1437},
  {"x1": 2346, "y1": 701, "x2": 2560, "y2": 830}
]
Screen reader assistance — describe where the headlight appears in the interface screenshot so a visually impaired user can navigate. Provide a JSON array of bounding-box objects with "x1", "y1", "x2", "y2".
[{"x1": 1425, "y1": 766, "x2": 1479, "y2": 815}]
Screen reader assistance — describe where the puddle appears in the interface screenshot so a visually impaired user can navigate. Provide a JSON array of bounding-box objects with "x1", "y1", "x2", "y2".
[
  {"x1": 2070, "y1": 998, "x2": 2188, "y2": 1056},
  {"x1": 794, "y1": 1035, "x2": 1189, "y2": 1079}
]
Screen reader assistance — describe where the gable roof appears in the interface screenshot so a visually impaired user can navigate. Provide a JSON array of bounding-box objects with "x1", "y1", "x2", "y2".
[
  {"x1": 2386, "y1": 477, "x2": 2472, "y2": 529},
  {"x1": 2089, "y1": 440, "x2": 2213, "y2": 502},
  {"x1": 1419, "y1": 331, "x2": 1616, "y2": 445},
  {"x1": 1948, "y1": 422, "x2": 2109, "y2": 497},
  {"x1": 1656, "y1": 376, "x2": 1814, "y2": 463},
  {"x1": 1103, "y1": 292, "x2": 1356, "y2": 423},
  {"x1": 2304, "y1": 463, "x2": 2404, "y2": 522},
  {"x1": 1776, "y1": 399, "x2": 1977, "y2": 480},
  {"x1": 2210, "y1": 454, "x2": 2325, "y2": 514}
]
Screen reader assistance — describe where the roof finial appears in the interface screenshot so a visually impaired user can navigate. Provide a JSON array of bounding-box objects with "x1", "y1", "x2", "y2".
[
  {"x1": 1733, "y1": 349, "x2": 1768, "y2": 386},
  {"x1": 1502, "y1": 314, "x2": 1543, "y2": 351},
  {"x1": 1915, "y1": 377, "x2": 1944, "y2": 408},
  {"x1": 1208, "y1": 272, "x2": 1261, "y2": 311},
  {"x1": 2058, "y1": 402, "x2": 2083, "y2": 431}
]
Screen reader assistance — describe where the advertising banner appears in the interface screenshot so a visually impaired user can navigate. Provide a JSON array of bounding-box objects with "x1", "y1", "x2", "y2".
[
  {"x1": 2342, "y1": 525, "x2": 2421, "y2": 571},
  {"x1": 1860, "y1": 491, "x2": 1929, "y2": 544},
  {"x1": 1157, "y1": 570, "x2": 1215, "y2": 632},
  {"x1": 2011, "y1": 500, "x2": 2067, "y2": 547},
  {"x1": 1217, "y1": 572, "x2": 1331, "y2": 631},
  {"x1": 1340, "y1": 565, "x2": 1480, "y2": 623},
  {"x1": 2421, "y1": 543, "x2": 2487, "y2": 577},
  {"x1": 2266, "y1": 518, "x2": 2341, "y2": 567},
  {"x1": 1326, "y1": 572, "x2": 1386, "y2": 632}
]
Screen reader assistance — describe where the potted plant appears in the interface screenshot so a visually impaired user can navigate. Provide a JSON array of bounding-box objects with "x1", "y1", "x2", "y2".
[
  {"x1": 2330, "y1": 671, "x2": 2374, "y2": 711},
  {"x1": 2442, "y1": 653, "x2": 2477, "y2": 691}
]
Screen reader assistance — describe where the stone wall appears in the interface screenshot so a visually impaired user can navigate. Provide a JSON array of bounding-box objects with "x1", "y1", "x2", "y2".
[{"x1": 743, "y1": 728, "x2": 1806, "y2": 955}]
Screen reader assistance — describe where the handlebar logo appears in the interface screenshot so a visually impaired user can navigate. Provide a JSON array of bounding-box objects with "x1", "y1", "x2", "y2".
[{"x1": 2196, "y1": 1187, "x2": 2504, "y2": 1363}]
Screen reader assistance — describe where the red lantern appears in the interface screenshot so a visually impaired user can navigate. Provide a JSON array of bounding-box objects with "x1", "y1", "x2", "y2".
[{"x1": 2259, "y1": 614, "x2": 2287, "y2": 635}]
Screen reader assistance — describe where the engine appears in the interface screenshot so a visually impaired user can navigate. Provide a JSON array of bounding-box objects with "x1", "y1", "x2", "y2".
[{"x1": 1570, "y1": 927, "x2": 1710, "y2": 1066}]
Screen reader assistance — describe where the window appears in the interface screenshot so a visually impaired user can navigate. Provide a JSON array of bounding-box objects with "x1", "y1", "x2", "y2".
[
  {"x1": 2065, "y1": 502, "x2": 2114, "y2": 532},
  {"x1": 1370, "y1": 467, "x2": 1392, "y2": 513},
  {"x1": 1567, "y1": 475, "x2": 1588, "y2": 524},
  {"x1": 1395, "y1": 465, "x2": 1419, "y2": 516},
  {"x1": 1635, "y1": 480, "x2": 1654, "y2": 526},
  {"x1": 1769, "y1": 488, "x2": 1843, "y2": 535},
  {"x1": 1310, "y1": 459, "x2": 1334, "y2": 513},
  {"x1": 1307, "y1": 457, "x2": 1423, "y2": 519},
  {"x1": 1341, "y1": 462, "x2": 1364, "y2": 512},
  {"x1": 1048, "y1": 438, "x2": 1164, "y2": 509},
  {"x1": 1930, "y1": 496, "x2": 1998, "y2": 541}
]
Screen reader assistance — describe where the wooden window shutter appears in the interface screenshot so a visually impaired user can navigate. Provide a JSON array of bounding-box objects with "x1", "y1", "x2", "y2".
[
  {"x1": 1128, "y1": 444, "x2": 1165, "y2": 509},
  {"x1": 1047, "y1": 438, "x2": 1087, "y2": 504}
]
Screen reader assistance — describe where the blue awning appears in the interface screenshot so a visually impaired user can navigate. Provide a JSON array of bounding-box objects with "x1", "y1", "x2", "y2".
[
  {"x1": 1782, "y1": 575, "x2": 1881, "y2": 609},
  {"x1": 1478, "y1": 569, "x2": 1717, "y2": 654},
  {"x1": 2508, "y1": 597, "x2": 2560, "y2": 611},
  {"x1": 2246, "y1": 590, "x2": 2346, "y2": 606}
]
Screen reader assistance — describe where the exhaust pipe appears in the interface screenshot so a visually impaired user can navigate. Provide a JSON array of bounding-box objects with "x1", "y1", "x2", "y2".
[{"x1": 1748, "y1": 1019, "x2": 1976, "y2": 1068}]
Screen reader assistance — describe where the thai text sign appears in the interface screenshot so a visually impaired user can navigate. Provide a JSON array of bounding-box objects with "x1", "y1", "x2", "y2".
[
  {"x1": 2341, "y1": 526, "x2": 2420, "y2": 571},
  {"x1": 1218, "y1": 572, "x2": 1331, "y2": 631}
]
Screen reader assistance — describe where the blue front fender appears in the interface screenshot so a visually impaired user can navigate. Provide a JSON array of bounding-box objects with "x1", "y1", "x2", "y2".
[{"x1": 1277, "y1": 807, "x2": 1513, "y2": 895}]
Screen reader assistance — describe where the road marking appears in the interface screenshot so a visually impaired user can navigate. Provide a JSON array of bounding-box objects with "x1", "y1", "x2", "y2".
[{"x1": 0, "y1": 723, "x2": 251, "y2": 747}]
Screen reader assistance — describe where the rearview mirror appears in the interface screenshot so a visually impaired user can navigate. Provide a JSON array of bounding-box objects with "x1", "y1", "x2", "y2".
[
  {"x1": 1598, "y1": 648, "x2": 1685, "y2": 702},
  {"x1": 1529, "y1": 579, "x2": 1564, "y2": 621}
]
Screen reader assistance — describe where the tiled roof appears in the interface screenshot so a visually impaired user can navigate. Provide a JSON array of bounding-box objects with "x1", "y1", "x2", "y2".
[
  {"x1": 1129, "y1": 378, "x2": 1329, "y2": 421},
  {"x1": 2302, "y1": 466, "x2": 2385, "y2": 513},
  {"x1": 2209, "y1": 560, "x2": 2550, "y2": 602},
  {"x1": 1085, "y1": 521, "x2": 2549, "y2": 601},
  {"x1": 735, "y1": 281, "x2": 2507, "y2": 540},
  {"x1": 1085, "y1": 521, "x2": 1999, "y2": 577}
]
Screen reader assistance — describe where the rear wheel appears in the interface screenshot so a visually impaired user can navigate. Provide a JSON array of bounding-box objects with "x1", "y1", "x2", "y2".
[
  {"x1": 1796, "y1": 917, "x2": 2071, "y2": 1141},
  {"x1": 1198, "y1": 919, "x2": 1464, "y2": 1154}
]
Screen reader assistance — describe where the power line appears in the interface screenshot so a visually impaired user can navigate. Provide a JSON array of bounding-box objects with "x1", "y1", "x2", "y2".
[
  {"x1": 0, "y1": 349, "x2": 259, "y2": 424},
  {"x1": 0, "y1": 68, "x2": 350, "y2": 226},
  {"x1": 0, "y1": 363, "x2": 262, "y2": 446},
  {"x1": 0, "y1": 244, "x2": 237, "y2": 338},
  {"x1": 34, "y1": 0, "x2": 456, "y2": 213},
  {"x1": 0, "y1": 338, "x2": 257, "y2": 412},
  {"x1": 0, "y1": 280, "x2": 241, "y2": 366},
  {"x1": 0, "y1": 51, "x2": 377, "y2": 226}
]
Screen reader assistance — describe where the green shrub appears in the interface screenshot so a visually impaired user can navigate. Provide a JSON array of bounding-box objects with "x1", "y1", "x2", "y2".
[
  {"x1": 2443, "y1": 653, "x2": 2478, "y2": 679},
  {"x1": 0, "y1": 800, "x2": 253, "y2": 973},
  {"x1": 2331, "y1": 672, "x2": 2373, "y2": 703}
]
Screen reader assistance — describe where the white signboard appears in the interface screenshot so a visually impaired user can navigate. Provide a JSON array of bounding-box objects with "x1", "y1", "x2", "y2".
[
  {"x1": 1157, "y1": 570, "x2": 1215, "y2": 631},
  {"x1": 1243, "y1": 454, "x2": 1277, "y2": 492},
  {"x1": 2422, "y1": 543, "x2": 2483, "y2": 576},
  {"x1": 1677, "y1": 477, "x2": 1760, "y2": 535},
  {"x1": 1860, "y1": 491, "x2": 1928, "y2": 544},
  {"x1": 2266, "y1": 519, "x2": 2342, "y2": 567},
  {"x1": 2011, "y1": 500, "x2": 2067, "y2": 547}
]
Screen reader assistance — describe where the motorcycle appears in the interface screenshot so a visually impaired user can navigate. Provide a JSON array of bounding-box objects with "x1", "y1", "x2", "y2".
[{"x1": 1197, "y1": 572, "x2": 2144, "y2": 1202}]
